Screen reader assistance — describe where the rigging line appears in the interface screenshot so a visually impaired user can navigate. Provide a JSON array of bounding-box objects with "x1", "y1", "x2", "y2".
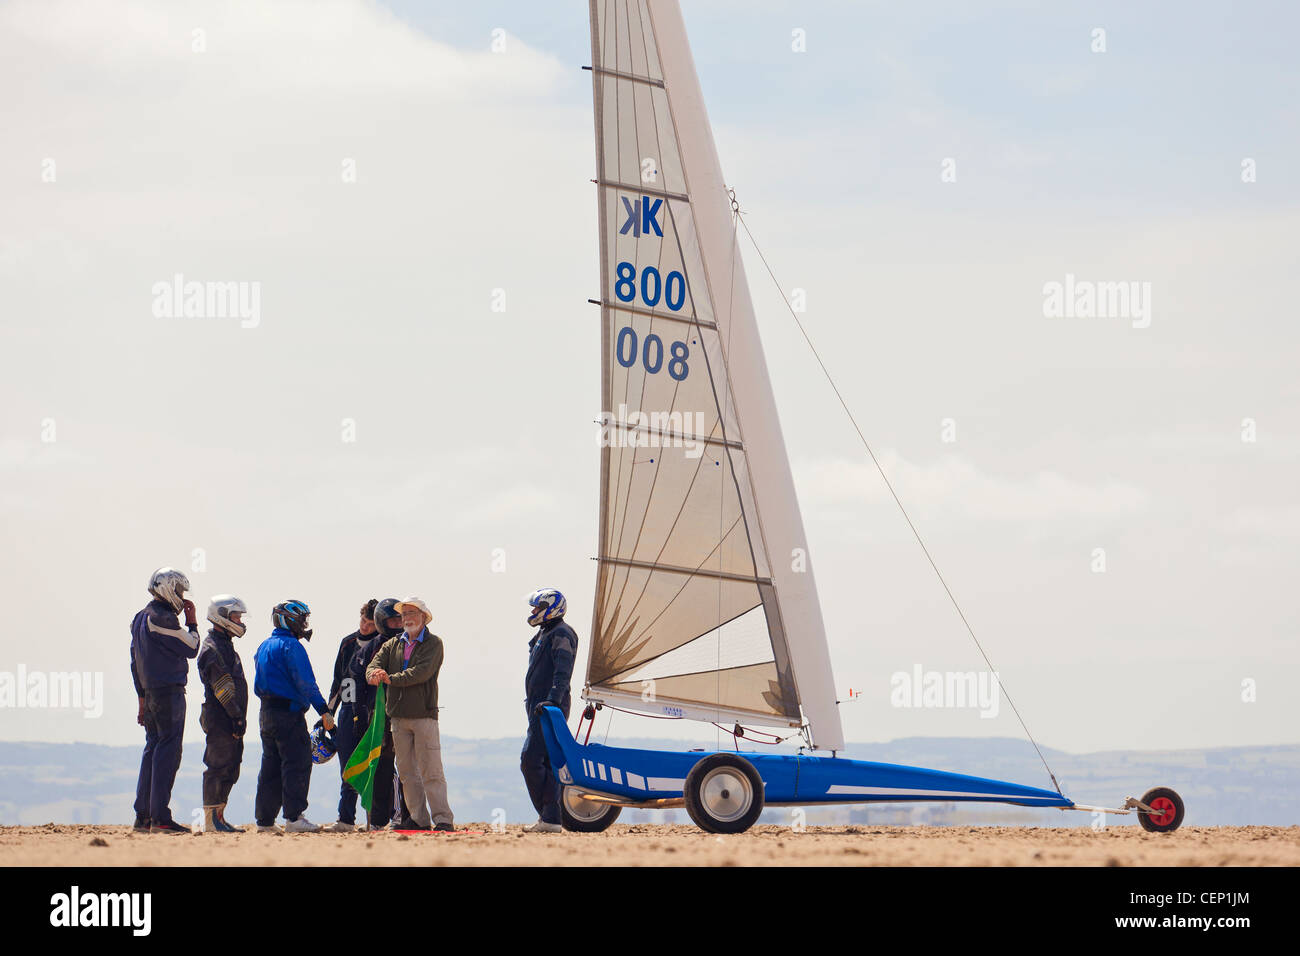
[
  {"x1": 710, "y1": 722, "x2": 797, "y2": 746},
  {"x1": 717, "y1": 200, "x2": 745, "y2": 734},
  {"x1": 734, "y1": 212, "x2": 1064, "y2": 797}
]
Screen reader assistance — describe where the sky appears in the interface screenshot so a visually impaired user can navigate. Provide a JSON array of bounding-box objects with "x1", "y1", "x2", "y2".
[{"x1": 0, "y1": 0, "x2": 1296, "y2": 759}]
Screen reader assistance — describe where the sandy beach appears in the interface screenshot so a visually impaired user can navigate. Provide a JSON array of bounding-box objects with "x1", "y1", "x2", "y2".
[{"x1": 2, "y1": 823, "x2": 1296, "y2": 867}]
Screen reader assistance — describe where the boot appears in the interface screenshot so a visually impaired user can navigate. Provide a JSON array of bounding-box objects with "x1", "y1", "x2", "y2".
[
  {"x1": 203, "y1": 805, "x2": 219, "y2": 833},
  {"x1": 213, "y1": 805, "x2": 244, "y2": 833}
]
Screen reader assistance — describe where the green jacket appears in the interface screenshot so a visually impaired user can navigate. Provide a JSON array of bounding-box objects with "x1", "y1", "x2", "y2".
[{"x1": 365, "y1": 629, "x2": 444, "y2": 720}]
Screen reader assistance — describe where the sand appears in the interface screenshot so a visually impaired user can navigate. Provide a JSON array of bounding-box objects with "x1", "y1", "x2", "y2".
[{"x1": 1, "y1": 823, "x2": 1297, "y2": 866}]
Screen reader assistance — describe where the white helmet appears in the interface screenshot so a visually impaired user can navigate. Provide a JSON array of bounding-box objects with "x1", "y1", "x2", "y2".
[
  {"x1": 526, "y1": 588, "x2": 567, "y2": 627},
  {"x1": 148, "y1": 567, "x2": 191, "y2": 613},
  {"x1": 207, "y1": 594, "x2": 248, "y2": 638}
]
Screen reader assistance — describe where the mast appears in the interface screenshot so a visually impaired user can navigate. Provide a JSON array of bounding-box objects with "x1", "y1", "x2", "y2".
[{"x1": 584, "y1": 0, "x2": 845, "y2": 752}]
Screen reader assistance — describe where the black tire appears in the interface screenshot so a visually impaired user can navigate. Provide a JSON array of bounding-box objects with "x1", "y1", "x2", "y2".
[
  {"x1": 683, "y1": 753, "x2": 765, "y2": 834},
  {"x1": 1137, "y1": 787, "x2": 1185, "y2": 833},
  {"x1": 559, "y1": 787, "x2": 622, "y2": 833}
]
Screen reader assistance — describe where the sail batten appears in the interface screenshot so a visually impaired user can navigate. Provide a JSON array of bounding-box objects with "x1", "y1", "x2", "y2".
[
  {"x1": 596, "y1": 555, "x2": 771, "y2": 585},
  {"x1": 597, "y1": 300, "x2": 718, "y2": 329},
  {"x1": 596, "y1": 180, "x2": 689, "y2": 201},
  {"x1": 589, "y1": 65, "x2": 665, "y2": 88},
  {"x1": 585, "y1": 0, "x2": 844, "y2": 749}
]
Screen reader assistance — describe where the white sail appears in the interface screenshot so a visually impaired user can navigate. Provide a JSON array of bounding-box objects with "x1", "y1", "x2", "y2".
[{"x1": 585, "y1": 0, "x2": 845, "y2": 751}]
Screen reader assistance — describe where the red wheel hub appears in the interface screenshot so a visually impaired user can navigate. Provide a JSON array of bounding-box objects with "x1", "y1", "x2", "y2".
[{"x1": 1148, "y1": 797, "x2": 1176, "y2": 826}]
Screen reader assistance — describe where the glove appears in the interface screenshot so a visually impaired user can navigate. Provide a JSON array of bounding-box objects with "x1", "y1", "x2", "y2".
[
  {"x1": 233, "y1": 718, "x2": 247, "y2": 737},
  {"x1": 182, "y1": 600, "x2": 198, "y2": 628}
]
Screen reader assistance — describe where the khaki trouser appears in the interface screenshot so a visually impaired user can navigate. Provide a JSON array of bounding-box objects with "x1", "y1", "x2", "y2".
[{"x1": 390, "y1": 716, "x2": 454, "y2": 828}]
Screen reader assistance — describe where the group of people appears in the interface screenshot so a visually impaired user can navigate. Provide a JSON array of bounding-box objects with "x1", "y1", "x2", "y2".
[{"x1": 129, "y1": 567, "x2": 578, "y2": 834}]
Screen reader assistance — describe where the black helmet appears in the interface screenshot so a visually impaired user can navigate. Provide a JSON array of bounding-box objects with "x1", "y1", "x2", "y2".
[
  {"x1": 373, "y1": 597, "x2": 403, "y2": 639},
  {"x1": 272, "y1": 599, "x2": 313, "y2": 641}
]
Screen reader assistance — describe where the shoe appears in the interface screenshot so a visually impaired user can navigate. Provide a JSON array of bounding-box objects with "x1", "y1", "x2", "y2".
[
  {"x1": 132, "y1": 815, "x2": 151, "y2": 833},
  {"x1": 393, "y1": 817, "x2": 428, "y2": 831},
  {"x1": 255, "y1": 824, "x2": 282, "y2": 834},
  {"x1": 284, "y1": 816, "x2": 320, "y2": 833},
  {"x1": 433, "y1": 822, "x2": 455, "y2": 832},
  {"x1": 213, "y1": 806, "x2": 244, "y2": 833},
  {"x1": 322, "y1": 821, "x2": 355, "y2": 832},
  {"x1": 523, "y1": 820, "x2": 563, "y2": 833},
  {"x1": 150, "y1": 819, "x2": 191, "y2": 835}
]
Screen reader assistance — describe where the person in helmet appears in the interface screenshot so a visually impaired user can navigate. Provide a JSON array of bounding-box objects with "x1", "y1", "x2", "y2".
[
  {"x1": 365, "y1": 596, "x2": 455, "y2": 831},
  {"x1": 130, "y1": 567, "x2": 201, "y2": 835},
  {"x1": 358, "y1": 597, "x2": 406, "y2": 830},
  {"x1": 321, "y1": 598, "x2": 378, "y2": 832},
  {"x1": 520, "y1": 588, "x2": 578, "y2": 833},
  {"x1": 252, "y1": 599, "x2": 334, "y2": 833},
  {"x1": 197, "y1": 595, "x2": 250, "y2": 833}
]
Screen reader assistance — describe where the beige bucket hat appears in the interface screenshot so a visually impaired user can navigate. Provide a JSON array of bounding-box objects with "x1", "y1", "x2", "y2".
[{"x1": 395, "y1": 596, "x2": 432, "y2": 625}]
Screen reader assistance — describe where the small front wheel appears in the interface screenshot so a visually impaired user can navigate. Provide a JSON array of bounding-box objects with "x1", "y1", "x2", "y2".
[
  {"x1": 1137, "y1": 787, "x2": 1184, "y2": 833},
  {"x1": 683, "y1": 753, "x2": 765, "y2": 834},
  {"x1": 560, "y1": 787, "x2": 622, "y2": 832}
]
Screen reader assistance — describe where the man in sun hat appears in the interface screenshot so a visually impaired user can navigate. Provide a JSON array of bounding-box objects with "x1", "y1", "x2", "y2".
[{"x1": 365, "y1": 596, "x2": 454, "y2": 831}]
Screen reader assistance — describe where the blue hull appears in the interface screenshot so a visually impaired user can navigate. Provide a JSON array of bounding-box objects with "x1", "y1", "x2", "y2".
[{"x1": 539, "y1": 707, "x2": 1072, "y2": 809}]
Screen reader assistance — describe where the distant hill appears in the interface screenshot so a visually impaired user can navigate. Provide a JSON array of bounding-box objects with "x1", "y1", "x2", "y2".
[{"x1": 0, "y1": 736, "x2": 1294, "y2": 828}]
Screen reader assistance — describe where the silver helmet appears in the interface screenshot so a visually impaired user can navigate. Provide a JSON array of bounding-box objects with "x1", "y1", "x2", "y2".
[
  {"x1": 526, "y1": 587, "x2": 566, "y2": 627},
  {"x1": 207, "y1": 594, "x2": 248, "y2": 638},
  {"x1": 148, "y1": 567, "x2": 191, "y2": 613}
]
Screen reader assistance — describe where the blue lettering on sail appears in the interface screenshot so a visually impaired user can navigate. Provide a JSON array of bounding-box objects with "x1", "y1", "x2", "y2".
[{"x1": 618, "y1": 196, "x2": 664, "y2": 238}]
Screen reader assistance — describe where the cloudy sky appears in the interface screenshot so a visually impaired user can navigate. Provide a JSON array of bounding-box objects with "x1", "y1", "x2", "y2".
[{"x1": 1, "y1": 0, "x2": 1295, "y2": 761}]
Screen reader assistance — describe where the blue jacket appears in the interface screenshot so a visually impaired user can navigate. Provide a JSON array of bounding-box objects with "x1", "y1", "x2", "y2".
[
  {"x1": 525, "y1": 618, "x2": 578, "y2": 716},
  {"x1": 130, "y1": 599, "x2": 200, "y2": 693},
  {"x1": 253, "y1": 628, "x2": 329, "y2": 716}
]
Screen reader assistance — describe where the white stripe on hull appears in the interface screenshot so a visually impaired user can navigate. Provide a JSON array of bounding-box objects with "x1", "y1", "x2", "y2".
[{"x1": 825, "y1": 784, "x2": 1057, "y2": 801}]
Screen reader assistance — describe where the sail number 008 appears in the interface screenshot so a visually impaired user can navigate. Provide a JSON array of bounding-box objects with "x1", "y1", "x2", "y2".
[{"x1": 616, "y1": 327, "x2": 689, "y2": 381}]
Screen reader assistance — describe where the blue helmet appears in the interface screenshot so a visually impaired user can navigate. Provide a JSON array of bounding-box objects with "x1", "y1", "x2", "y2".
[
  {"x1": 272, "y1": 599, "x2": 313, "y2": 641},
  {"x1": 310, "y1": 723, "x2": 337, "y2": 764},
  {"x1": 527, "y1": 588, "x2": 566, "y2": 627}
]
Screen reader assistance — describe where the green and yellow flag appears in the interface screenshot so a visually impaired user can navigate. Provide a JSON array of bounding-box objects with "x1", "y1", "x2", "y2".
[{"x1": 342, "y1": 683, "x2": 386, "y2": 812}]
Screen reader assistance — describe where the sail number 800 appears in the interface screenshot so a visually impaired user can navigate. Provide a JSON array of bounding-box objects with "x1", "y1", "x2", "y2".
[
  {"x1": 616, "y1": 327, "x2": 689, "y2": 381},
  {"x1": 615, "y1": 262, "x2": 686, "y2": 312}
]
